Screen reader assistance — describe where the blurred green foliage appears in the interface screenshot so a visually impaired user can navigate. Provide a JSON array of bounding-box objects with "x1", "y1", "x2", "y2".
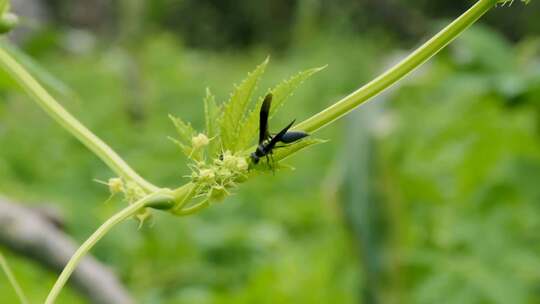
[
  {"x1": 374, "y1": 26, "x2": 540, "y2": 303},
  {"x1": 1, "y1": 1, "x2": 540, "y2": 303},
  {"x1": 43, "y1": 0, "x2": 540, "y2": 49}
]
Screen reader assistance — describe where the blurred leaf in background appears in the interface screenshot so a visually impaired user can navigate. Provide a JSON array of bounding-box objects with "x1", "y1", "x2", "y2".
[{"x1": 376, "y1": 26, "x2": 540, "y2": 304}]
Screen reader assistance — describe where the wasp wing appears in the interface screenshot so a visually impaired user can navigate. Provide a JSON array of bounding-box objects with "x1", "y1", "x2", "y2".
[
  {"x1": 267, "y1": 119, "x2": 295, "y2": 150},
  {"x1": 258, "y1": 93, "x2": 272, "y2": 144}
]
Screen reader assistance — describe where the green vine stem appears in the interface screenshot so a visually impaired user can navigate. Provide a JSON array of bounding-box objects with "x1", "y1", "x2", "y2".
[
  {"x1": 44, "y1": 190, "x2": 174, "y2": 304},
  {"x1": 172, "y1": 198, "x2": 210, "y2": 216},
  {"x1": 0, "y1": 44, "x2": 159, "y2": 193},
  {"x1": 294, "y1": 0, "x2": 497, "y2": 134},
  {"x1": 0, "y1": 250, "x2": 29, "y2": 304}
]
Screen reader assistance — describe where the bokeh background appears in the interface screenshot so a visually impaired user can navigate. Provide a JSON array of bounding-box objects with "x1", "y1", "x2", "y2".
[{"x1": 1, "y1": 0, "x2": 540, "y2": 303}]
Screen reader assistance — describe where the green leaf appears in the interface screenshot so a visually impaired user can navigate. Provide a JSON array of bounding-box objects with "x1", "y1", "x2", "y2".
[
  {"x1": 236, "y1": 65, "x2": 326, "y2": 150},
  {"x1": 203, "y1": 87, "x2": 220, "y2": 156},
  {"x1": 273, "y1": 138, "x2": 327, "y2": 162},
  {"x1": 269, "y1": 65, "x2": 326, "y2": 118},
  {"x1": 169, "y1": 114, "x2": 196, "y2": 146},
  {"x1": 204, "y1": 88, "x2": 217, "y2": 137},
  {"x1": 168, "y1": 136, "x2": 192, "y2": 158},
  {"x1": 219, "y1": 57, "x2": 269, "y2": 152}
]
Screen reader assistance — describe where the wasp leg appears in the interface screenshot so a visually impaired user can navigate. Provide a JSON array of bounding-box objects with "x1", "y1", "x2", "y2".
[
  {"x1": 265, "y1": 154, "x2": 271, "y2": 171},
  {"x1": 270, "y1": 153, "x2": 276, "y2": 175}
]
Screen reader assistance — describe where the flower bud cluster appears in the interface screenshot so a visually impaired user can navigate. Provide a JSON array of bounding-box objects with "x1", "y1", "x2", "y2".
[
  {"x1": 191, "y1": 133, "x2": 210, "y2": 150},
  {"x1": 106, "y1": 177, "x2": 151, "y2": 226},
  {"x1": 189, "y1": 150, "x2": 249, "y2": 203}
]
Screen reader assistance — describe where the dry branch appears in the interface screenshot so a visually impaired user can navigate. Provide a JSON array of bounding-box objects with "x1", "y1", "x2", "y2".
[{"x1": 0, "y1": 197, "x2": 133, "y2": 304}]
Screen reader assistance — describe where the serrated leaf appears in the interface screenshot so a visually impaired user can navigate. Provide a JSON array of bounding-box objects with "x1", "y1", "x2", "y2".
[
  {"x1": 204, "y1": 87, "x2": 220, "y2": 156},
  {"x1": 168, "y1": 136, "x2": 192, "y2": 158},
  {"x1": 204, "y1": 88, "x2": 217, "y2": 136},
  {"x1": 236, "y1": 65, "x2": 326, "y2": 150},
  {"x1": 269, "y1": 65, "x2": 326, "y2": 117},
  {"x1": 220, "y1": 57, "x2": 269, "y2": 151},
  {"x1": 169, "y1": 114, "x2": 196, "y2": 146}
]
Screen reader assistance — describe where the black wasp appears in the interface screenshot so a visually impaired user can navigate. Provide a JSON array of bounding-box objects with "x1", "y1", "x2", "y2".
[{"x1": 250, "y1": 93, "x2": 309, "y2": 167}]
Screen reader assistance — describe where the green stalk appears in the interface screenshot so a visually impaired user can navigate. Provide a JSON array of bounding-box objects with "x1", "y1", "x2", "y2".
[
  {"x1": 172, "y1": 198, "x2": 210, "y2": 216},
  {"x1": 295, "y1": 0, "x2": 498, "y2": 133},
  {"x1": 0, "y1": 251, "x2": 29, "y2": 304},
  {"x1": 0, "y1": 45, "x2": 159, "y2": 193},
  {"x1": 45, "y1": 191, "x2": 174, "y2": 304}
]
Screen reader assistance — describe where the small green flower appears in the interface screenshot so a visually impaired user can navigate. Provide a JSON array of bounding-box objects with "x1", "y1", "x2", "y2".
[
  {"x1": 221, "y1": 151, "x2": 248, "y2": 172},
  {"x1": 208, "y1": 185, "x2": 229, "y2": 203},
  {"x1": 198, "y1": 168, "x2": 215, "y2": 183},
  {"x1": 191, "y1": 133, "x2": 209, "y2": 150},
  {"x1": 107, "y1": 177, "x2": 124, "y2": 194},
  {"x1": 124, "y1": 181, "x2": 145, "y2": 202},
  {"x1": 236, "y1": 158, "x2": 249, "y2": 172}
]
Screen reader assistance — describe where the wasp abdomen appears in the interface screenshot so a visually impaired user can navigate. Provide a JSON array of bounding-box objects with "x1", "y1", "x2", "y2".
[{"x1": 280, "y1": 131, "x2": 309, "y2": 144}]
